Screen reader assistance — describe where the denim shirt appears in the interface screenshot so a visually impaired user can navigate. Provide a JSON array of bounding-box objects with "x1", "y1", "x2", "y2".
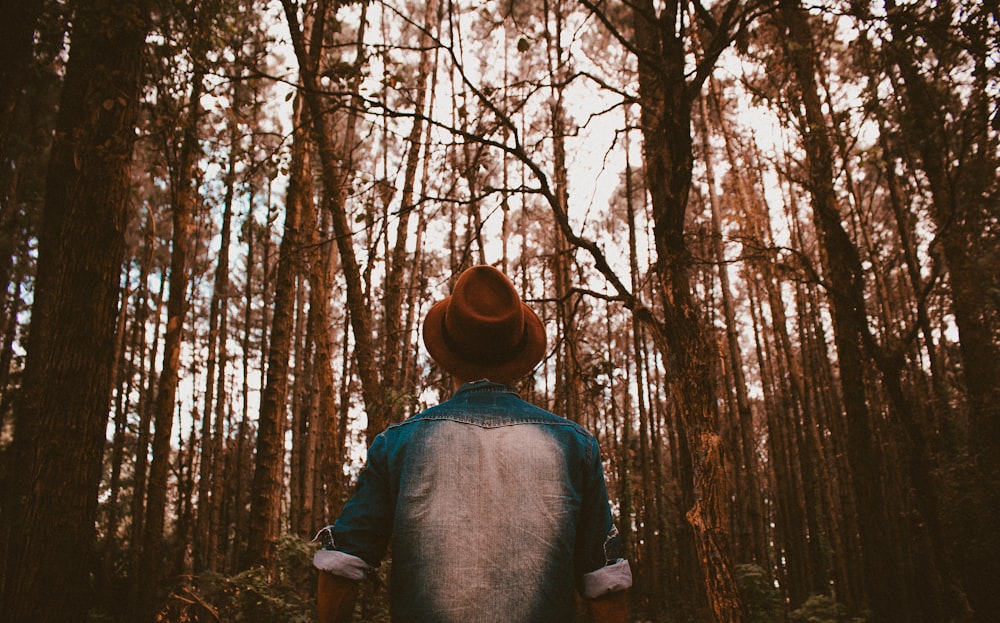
[{"x1": 316, "y1": 380, "x2": 632, "y2": 622}]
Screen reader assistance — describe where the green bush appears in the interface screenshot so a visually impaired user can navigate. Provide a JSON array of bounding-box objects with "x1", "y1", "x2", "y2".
[
  {"x1": 351, "y1": 558, "x2": 391, "y2": 622},
  {"x1": 155, "y1": 535, "x2": 317, "y2": 623},
  {"x1": 789, "y1": 594, "x2": 867, "y2": 623},
  {"x1": 735, "y1": 564, "x2": 784, "y2": 623}
]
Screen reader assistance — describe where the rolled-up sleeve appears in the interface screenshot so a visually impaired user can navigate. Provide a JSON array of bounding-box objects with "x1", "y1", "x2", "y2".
[
  {"x1": 581, "y1": 558, "x2": 633, "y2": 598},
  {"x1": 313, "y1": 549, "x2": 374, "y2": 581}
]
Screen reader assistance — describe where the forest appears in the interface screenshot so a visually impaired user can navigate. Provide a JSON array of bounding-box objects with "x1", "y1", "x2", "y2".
[{"x1": 0, "y1": 0, "x2": 997, "y2": 621}]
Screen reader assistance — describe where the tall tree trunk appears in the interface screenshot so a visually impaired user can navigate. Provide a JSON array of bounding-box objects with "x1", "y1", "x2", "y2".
[
  {"x1": 545, "y1": 0, "x2": 583, "y2": 421},
  {"x1": 299, "y1": 141, "x2": 343, "y2": 532},
  {"x1": 775, "y1": 2, "x2": 947, "y2": 619},
  {"x1": 1, "y1": 1, "x2": 148, "y2": 620},
  {"x1": 379, "y1": 0, "x2": 437, "y2": 428},
  {"x1": 399, "y1": 207, "x2": 429, "y2": 418},
  {"x1": 698, "y1": 93, "x2": 768, "y2": 567},
  {"x1": 631, "y1": 1, "x2": 743, "y2": 619},
  {"x1": 137, "y1": 69, "x2": 203, "y2": 618},
  {"x1": 208, "y1": 252, "x2": 231, "y2": 572},
  {"x1": 128, "y1": 249, "x2": 166, "y2": 607},
  {"x1": 0, "y1": 0, "x2": 44, "y2": 261},
  {"x1": 281, "y1": 0, "x2": 384, "y2": 441},
  {"x1": 246, "y1": 96, "x2": 307, "y2": 575},
  {"x1": 289, "y1": 270, "x2": 312, "y2": 536},
  {"x1": 287, "y1": 103, "x2": 321, "y2": 538},
  {"x1": 0, "y1": 264, "x2": 26, "y2": 414},
  {"x1": 173, "y1": 417, "x2": 197, "y2": 574},
  {"x1": 619, "y1": 123, "x2": 639, "y2": 612},
  {"x1": 98, "y1": 270, "x2": 134, "y2": 604},
  {"x1": 194, "y1": 145, "x2": 236, "y2": 571}
]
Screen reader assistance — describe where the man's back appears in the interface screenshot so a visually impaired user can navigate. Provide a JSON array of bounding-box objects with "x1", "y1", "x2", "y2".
[{"x1": 333, "y1": 381, "x2": 619, "y2": 622}]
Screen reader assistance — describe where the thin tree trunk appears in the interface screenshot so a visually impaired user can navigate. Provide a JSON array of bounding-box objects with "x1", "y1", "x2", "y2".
[
  {"x1": 281, "y1": 0, "x2": 384, "y2": 442},
  {"x1": 380, "y1": 0, "x2": 438, "y2": 419},
  {"x1": 128, "y1": 249, "x2": 166, "y2": 608},
  {"x1": 399, "y1": 207, "x2": 429, "y2": 417},
  {"x1": 173, "y1": 415, "x2": 197, "y2": 574},
  {"x1": 194, "y1": 145, "x2": 236, "y2": 571},
  {"x1": 0, "y1": 261, "x2": 25, "y2": 412},
  {"x1": 246, "y1": 94, "x2": 307, "y2": 575},
  {"x1": 138, "y1": 69, "x2": 203, "y2": 619},
  {"x1": 289, "y1": 111, "x2": 326, "y2": 538},
  {"x1": 698, "y1": 93, "x2": 767, "y2": 567},
  {"x1": 0, "y1": 0, "x2": 44, "y2": 246},
  {"x1": 620, "y1": 120, "x2": 639, "y2": 610},
  {"x1": 229, "y1": 199, "x2": 258, "y2": 571},
  {"x1": 98, "y1": 270, "x2": 134, "y2": 604},
  {"x1": 545, "y1": 0, "x2": 583, "y2": 421},
  {"x1": 208, "y1": 261, "x2": 231, "y2": 572},
  {"x1": 289, "y1": 270, "x2": 311, "y2": 537}
]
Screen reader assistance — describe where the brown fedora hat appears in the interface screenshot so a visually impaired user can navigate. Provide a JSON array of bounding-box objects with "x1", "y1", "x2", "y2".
[{"x1": 423, "y1": 265, "x2": 546, "y2": 382}]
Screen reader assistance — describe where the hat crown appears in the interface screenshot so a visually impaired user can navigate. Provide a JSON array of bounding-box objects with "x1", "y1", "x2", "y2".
[
  {"x1": 444, "y1": 267, "x2": 526, "y2": 362},
  {"x1": 423, "y1": 265, "x2": 546, "y2": 382}
]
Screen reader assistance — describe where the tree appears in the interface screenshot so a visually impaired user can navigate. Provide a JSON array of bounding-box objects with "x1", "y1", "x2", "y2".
[
  {"x1": 878, "y1": 3, "x2": 1000, "y2": 616},
  {"x1": 0, "y1": 0, "x2": 45, "y2": 235},
  {"x1": 774, "y1": 2, "x2": 970, "y2": 619},
  {"x1": 0, "y1": 0, "x2": 150, "y2": 620},
  {"x1": 614, "y1": 0, "x2": 756, "y2": 619},
  {"x1": 246, "y1": 93, "x2": 306, "y2": 576},
  {"x1": 280, "y1": 0, "x2": 387, "y2": 442},
  {"x1": 193, "y1": 112, "x2": 238, "y2": 573},
  {"x1": 136, "y1": 56, "x2": 204, "y2": 623},
  {"x1": 377, "y1": 0, "x2": 439, "y2": 426},
  {"x1": 0, "y1": 0, "x2": 63, "y2": 420},
  {"x1": 700, "y1": 92, "x2": 770, "y2": 571},
  {"x1": 3, "y1": 1, "x2": 997, "y2": 620},
  {"x1": 773, "y1": 2, "x2": 902, "y2": 619}
]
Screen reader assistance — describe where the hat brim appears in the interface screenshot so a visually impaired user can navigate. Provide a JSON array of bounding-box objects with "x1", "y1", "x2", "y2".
[{"x1": 422, "y1": 296, "x2": 547, "y2": 382}]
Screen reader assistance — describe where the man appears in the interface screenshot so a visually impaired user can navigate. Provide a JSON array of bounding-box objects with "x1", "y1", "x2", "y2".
[{"x1": 314, "y1": 265, "x2": 632, "y2": 622}]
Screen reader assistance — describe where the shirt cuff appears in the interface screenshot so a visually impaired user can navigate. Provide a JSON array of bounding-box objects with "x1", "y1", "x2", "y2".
[
  {"x1": 313, "y1": 549, "x2": 372, "y2": 581},
  {"x1": 581, "y1": 558, "x2": 633, "y2": 599}
]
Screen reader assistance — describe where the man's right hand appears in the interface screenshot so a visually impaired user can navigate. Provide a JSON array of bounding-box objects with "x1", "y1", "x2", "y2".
[
  {"x1": 317, "y1": 571, "x2": 359, "y2": 623},
  {"x1": 588, "y1": 589, "x2": 629, "y2": 623}
]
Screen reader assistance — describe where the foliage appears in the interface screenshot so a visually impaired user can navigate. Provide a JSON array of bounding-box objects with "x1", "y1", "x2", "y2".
[
  {"x1": 351, "y1": 559, "x2": 391, "y2": 623},
  {"x1": 735, "y1": 564, "x2": 784, "y2": 623},
  {"x1": 154, "y1": 535, "x2": 316, "y2": 623},
  {"x1": 789, "y1": 595, "x2": 867, "y2": 623}
]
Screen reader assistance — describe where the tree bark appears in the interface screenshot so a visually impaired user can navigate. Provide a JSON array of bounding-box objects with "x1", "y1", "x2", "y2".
[
  {"x1": 629, "y1": 0, "x2": 746, "y2": 620},
  {"x1": 1, "y1": 1, "x2": 148, "y2": 620},
  {"x1": 246, "y1": 95, "x2": 307, "y2": 575},
  {"x1": 138, "y1": 68, "x2": 203, "y2": 618},
  {"x1": 281, "y1": 0, "x2": 385, "y2": 442}
]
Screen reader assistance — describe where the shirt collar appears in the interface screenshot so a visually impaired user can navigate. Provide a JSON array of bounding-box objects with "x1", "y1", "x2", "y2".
[{"x1": 453, "y1": 379, "x2": 518, "y2": 397}]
